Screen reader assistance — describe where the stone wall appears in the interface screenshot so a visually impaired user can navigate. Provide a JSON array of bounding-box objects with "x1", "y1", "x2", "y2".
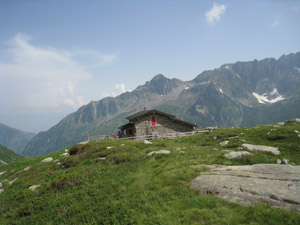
[{"x1": 134, "y1": 114, "x2": 193, "y2": 136}]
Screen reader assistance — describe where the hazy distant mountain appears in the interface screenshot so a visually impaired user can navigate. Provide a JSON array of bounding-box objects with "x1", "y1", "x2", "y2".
[
  {"x1": 0, "y1": 123, "x2": 35, "y2": 154},
  {"x1": 23, "y1": 52, "x2": 300, "y2": 156},
  {"x1": 0, "y1": 144, "x2": 23, "y2": 164}
]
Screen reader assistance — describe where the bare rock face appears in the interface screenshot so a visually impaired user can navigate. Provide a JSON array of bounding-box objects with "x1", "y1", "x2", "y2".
[{"x1": 191, "y1": 164, "x2": 300, "y2": 211}]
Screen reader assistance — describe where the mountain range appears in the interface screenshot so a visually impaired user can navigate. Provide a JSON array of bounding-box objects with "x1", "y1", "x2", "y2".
[
  {"x1": 22, "y1": 52, "x2": 300, "y2": 156},
  {"x1": 0, "y1": 123, "x2": 35, "y2": 155}
]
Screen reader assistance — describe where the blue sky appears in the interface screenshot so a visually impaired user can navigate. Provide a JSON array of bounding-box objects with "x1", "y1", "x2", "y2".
[{"x1": 0, "y1": 0, "x2": 300, "y2": 133}]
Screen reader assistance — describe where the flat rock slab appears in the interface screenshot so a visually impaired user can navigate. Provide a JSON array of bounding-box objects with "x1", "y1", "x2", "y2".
[
  {"x1": 242, "y1": 144, "x2": 280, "y2": 155},
  {"x1": 147, "y1": 150, "x2": 171, "y2": 156},
  {"x1": 224, "y1": 151, "x2": 253, "y2": 159},
  {"x1": 191, "y1": 164, "x2": 300, "y2": 211}
]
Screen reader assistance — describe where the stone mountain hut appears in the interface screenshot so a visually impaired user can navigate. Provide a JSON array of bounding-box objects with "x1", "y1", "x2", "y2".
[{"x1": 118, "y1": 109, "x2": 196, "y2": 138}]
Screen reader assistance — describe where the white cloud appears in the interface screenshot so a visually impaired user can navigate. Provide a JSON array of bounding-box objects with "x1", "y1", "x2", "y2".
[
  {"x1": 205, "y1": 3, "x2": 226, "y2": 24},
  {"x1": 272, "y1": 21, "x2": 279, "y2": 28},
  {"x1": 0, "y1": 33, "x2": 118, "y2": 114},
  {"x1": 115, "y1": 83, "x2": 127, "y2": 94},
  {"x1": 101, "y1": 83, "x2": 131, "y2": 98}
]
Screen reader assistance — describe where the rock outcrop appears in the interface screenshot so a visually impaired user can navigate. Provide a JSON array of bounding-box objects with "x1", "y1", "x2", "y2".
[
  {"x1": 242, "y1": 144, "x2": 280, "y2": 155},
  {"x1": 147, "y1": 150, "x2": 171, "y2": 156},
  {"x1": 191, "y1": 164, "x2": 300, "y2": 211}
]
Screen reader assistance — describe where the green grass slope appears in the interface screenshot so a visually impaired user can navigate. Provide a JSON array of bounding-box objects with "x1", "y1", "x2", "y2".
[
  {"x1": 0, "y1": 120, "x2": 300, "y2": 224},
  {"x1": 0, "y1": 144, "x2": 23, "y2": 164}
]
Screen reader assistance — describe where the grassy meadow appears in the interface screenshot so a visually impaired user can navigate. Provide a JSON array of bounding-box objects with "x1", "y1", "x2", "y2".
[{"x1": 0, "y1": 120, "x2": 300, "y2": 224}]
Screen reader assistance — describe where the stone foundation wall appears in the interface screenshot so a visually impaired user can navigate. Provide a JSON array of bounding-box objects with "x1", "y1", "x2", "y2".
[{"x1": 134, "y1": 114, "x2": 193, "y2": 136}]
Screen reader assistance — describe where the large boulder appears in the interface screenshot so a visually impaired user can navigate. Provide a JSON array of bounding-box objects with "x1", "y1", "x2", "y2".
[{"x1": 191, "y1": 164, "x2": 300, "y2": 211}]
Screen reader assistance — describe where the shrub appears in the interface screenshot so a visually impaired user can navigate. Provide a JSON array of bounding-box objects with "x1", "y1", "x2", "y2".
[
  {"x1": 62, "y1": 157, "x2": 77, "y2": 168},
  {"x1": 268, "y1": 135, "x2": 286, "y2": 141},
  {"x1": 69, "y1": 145, "x2": 80, "y2": 155}
]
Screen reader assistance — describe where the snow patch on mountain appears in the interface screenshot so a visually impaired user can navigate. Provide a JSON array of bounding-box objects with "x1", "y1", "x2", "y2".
[
  {"x1": 252, "y1": 88, "x2": 285, "y2": 104},
  {"x1": 219, "y1": 88, "x2": 224, "y2": 93}
]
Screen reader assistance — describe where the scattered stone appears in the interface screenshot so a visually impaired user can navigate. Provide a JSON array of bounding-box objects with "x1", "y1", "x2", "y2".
[
  {"x1": 295, "y1": 118, "x2": 300, "y2": 122},
  {"x1": 65, "y1": 149, "x2": 69, "y2": 153},
  {"x1": 179, "y1": 151, "x2": 185, "y2": 154},
  {"x1": 99, "y1": 157, "x2": 106, "y2": 160},
  {"x1": 53, "y1": 159, "x2": 59, "y2": 162},
  {"x1": 56, "y1": 162, "x2": 61, "y2": 166},
  {"x1": 278, "y1": 122, "x2": 285, "y2": 126},
  {"x1": 241, "y1": 140, "x2": 247, "y2": 142},
  {"x1": 213, "y1": 137, "x2": 217, "y2": 140},
  {"x1": 29, "y1": 185, "x2": 40, "y2": 191},
  {"x1": 224, "y1": 151, "x2": 253, "y2": 159},
  {"x1": 0, "y1": 159, "x2": 7, "y2": 165},
  {"x1": 294, "y1": 130, "x2": 299, "y2": 134},
  {"x1": 79, "y1": 141, "x2": 89, "y2": 145},
  {"x1": 242, "y1": 144, "x2": 280, "y2": 155},
  {"x1": 23, "y1": 167, "x2": 30, "y2": 172},
  {"x1": 219, "y1": 141, "x2": 229, "y2": 147},
  {"x1": 0, "y1": 189, "x2": 4, "y2": 194},
  {"x1": 41, "y1": 157, "x2": 53, "y2": 162},
  {"x1": 175, "y1": 147, "x2": 181, "y2": 150},
  {"x1": 237, "y1": 147, "x2": 243, "y2": 150},
  {"x1": 106, "y1": 146, "x2": 114, "y2": 149},
  {"x1": 282, "y1": 159, "x2": 289, "y2": 165},
  {"x1": 144, "y1": 140, "x2": 152, "y2": 144},
  {"x1": 147, "y1": 150, "x2": 171, "y2": 156},
  {"x1": 298, "y1": 134, "x2": 300, "y2": 138},
  {"x1": 9, "y1": 178, "x2": 18, "y2": 185},
  {"x1": 0, "y1": 182, "x2": 2, "y2": 188},
  {"x1": 60, "y1": 153, "x2": 70, "y2": 157},
  {"x1": 0, "y1": 171, "x2": 6, "y2": 176},
  {"x1": 267, "y1": 132, "x2": 271, "y2": 135},
  {"x1": 240, "y1": 133, "x2": 244, "y2": 135},
  {"x1": 276, "y1": 159, "x2": 282, "y2": 164},
  {"x1": 273, "y1": 125, "x2": 280, "y2": 128},
  {"x1": 213, "y1": 148, "x2": 218, "y2": 151},
  {"x1": 191, "y1": 164, "x2": 300, "y2": 211},
  {"x1": 228, "y1": 136, "x2": 239, "y2": 139},
  {"x1": 120, "y1": 144, "x2": 125, "y2": 146}
]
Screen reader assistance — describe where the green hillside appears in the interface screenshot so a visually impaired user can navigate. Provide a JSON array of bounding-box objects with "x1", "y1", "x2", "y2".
[
  {"x1": 0, "y1": 144, "x2": 23, "y2": 164},
  {"x1": 1, "y1": 120, "x2": 300, "y2": 224}
]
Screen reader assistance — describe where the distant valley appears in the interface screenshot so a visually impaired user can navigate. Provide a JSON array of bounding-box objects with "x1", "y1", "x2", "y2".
[
  {"x1": 0, "y1": 123, "x2": 35, "y2": 155},
  {"x1": 22, "y1": 52, "x2": 300, "y2": 156}
]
